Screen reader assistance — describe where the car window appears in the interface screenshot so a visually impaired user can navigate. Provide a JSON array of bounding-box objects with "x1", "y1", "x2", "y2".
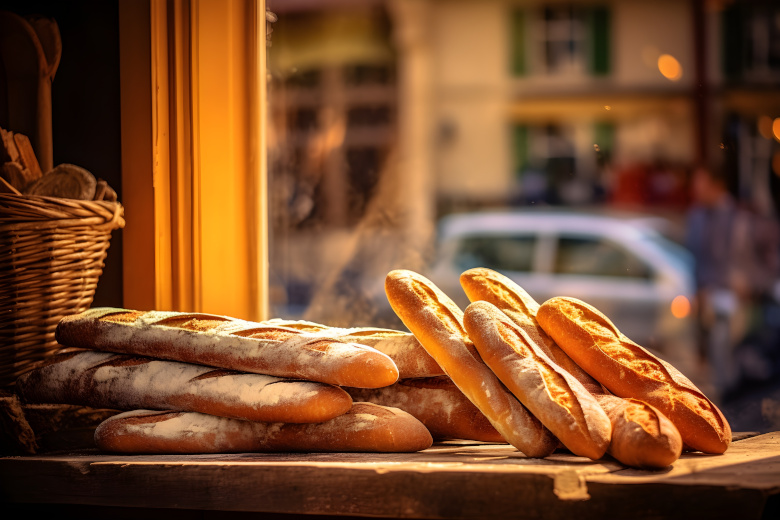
[
  {"x1": 554, "y1": 235, "x2": 652, "y2": 279},
  {"x1": 453, "y1": 235, "x2": 536, "y2": 272}
]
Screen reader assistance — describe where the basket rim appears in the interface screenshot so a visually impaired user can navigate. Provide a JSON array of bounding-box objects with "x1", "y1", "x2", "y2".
[{"x1": 0, "y1": 193, "x2": 125, "y2": 232}]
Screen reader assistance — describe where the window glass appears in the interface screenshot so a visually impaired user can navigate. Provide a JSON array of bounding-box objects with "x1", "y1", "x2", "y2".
[
  {"x1": 454, "y1": 235, "x2": 536, "y2": 273},
  {"x1": 265, "y1": 0, "x2": 780, "y2": 427},
  {"x1": 555, "y1": 236, "x2": 652, "y2": 279},
  {"x1": 542, "y1": 6, "x2": 587, "y2": 75}
]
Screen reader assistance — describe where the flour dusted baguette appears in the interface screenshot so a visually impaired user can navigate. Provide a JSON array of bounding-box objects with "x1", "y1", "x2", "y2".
[
  {"x1": 460, "y1": 268, "x2": 603, "y2": 394},
  {"x1": 595, "y1": 394, "x2": 682, "y2": 468},
  {"x1": 346, "y1": 377, "x2": 504, "y2": 442},
  {"x1": 463, "y1": 301, "x2": 611, "y2": 459},
  {"x1": 385, "y1": 269, "x2": 557, "y2": 457},
  {"x1": 262, "y1": 318, "x2": 445, "y2": 379},
  {"x1": 94, "y1": 402, "x2": 434, "y2": 454},
  {"x1": 55, "y1": 308, "x2": 399, "y2": 388},
  {"x1": 537, "y1": 296, "x2": 731, "y2": 454},
  {"x1": 16, "y1": 351, "x2": 352, "y2": 423}
]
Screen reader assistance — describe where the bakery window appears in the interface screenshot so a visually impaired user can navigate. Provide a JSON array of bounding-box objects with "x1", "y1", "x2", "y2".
[{"x1": 1, "y1": 0, "x2": 780, "y2": 442}]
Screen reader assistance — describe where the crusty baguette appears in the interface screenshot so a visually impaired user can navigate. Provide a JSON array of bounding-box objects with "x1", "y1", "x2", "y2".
[
  {"x1": 346, "y1": 376, "x2": 504, "y2": 442},
  {"x1": 55, "y1": 308, "x2": 399, "y2": 389},
  {"x1": 460, "y1": 268, "x2": 684, "y2": 466},
  {"x1": 595, "y1": 394, "x2": 682, "y2": 468},
  {"x1": 384, "y1": 269, "x2": 557, "y2": 458},
  {"x1": 16, "y1": 350, "x2": 352, "y2": 424},
  {"x1": 536, "y1": 296, "x2": 731, "y2": 454},
  {"x1": 463, "y1": 301, "x2": 611, "y2": 459},
  {"x1": 262, "y1": 318, "x2": 444, "y2": 379},
  {"x1": 460, "y1": 268, "x2": 603, "y2": 394},
  {"x1": 94, "y1": 402, "x2": 434, "y2": 454}
]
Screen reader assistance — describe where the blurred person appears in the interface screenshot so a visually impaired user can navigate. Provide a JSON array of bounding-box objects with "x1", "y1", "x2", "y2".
[{"x1": 685, "y1": 165, "x2": 780, "y2": 400}]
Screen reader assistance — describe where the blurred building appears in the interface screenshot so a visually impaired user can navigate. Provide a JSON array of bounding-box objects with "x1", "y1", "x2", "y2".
[
  {"x1": 265, "y1": 0, "x2": 780, "y2": 320},
  {"x1": 268, "y1": 0, "x2": 780, "y2": 218}
]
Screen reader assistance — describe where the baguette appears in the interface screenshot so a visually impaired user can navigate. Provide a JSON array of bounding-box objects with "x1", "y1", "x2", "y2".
[
  {"x1": 536, "y1": 296, "x2": 731, "y2": 454},
  {"x1": 384, "y1": 269, "x2": 557, "y2": 458},
  {"x1": 16, "y1": 351, "x2": 352, "y2": 424},
  {"x1": 460, "y1": 269, "x2": 684, "y2": 466},
  {"x1": 595, "y1": 394, "x2": 682, "y2": 468},
  {"x1": 262, "y1": 318, "x2": 445, "y2": 379},
  {"x1": 460, "y1": 268, "x2": 603, "y2": 394},
  {"x1": 94, "y1": 402, "x2": 434, "y2": 454},
  {"x1": 55, "y1": 308, "x2": 399, "y2": 388},
  {"x1": 346, "y1": 376, "x2": 504, "y2": 442},
  {"x1": 463, "y1": 301, "x2": 611, "y2": 459}
]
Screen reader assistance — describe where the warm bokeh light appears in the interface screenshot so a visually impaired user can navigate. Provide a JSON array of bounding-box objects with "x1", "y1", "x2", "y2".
[
  {"x1": 657, "y1": 54, "x2": 682, "y2": 81},
  {"x1": 773, "y1": 117, "x2": 780, "y2": 143},
  {"x1": 758, "y1": 115, "x2": 774, "y2": 139},
  {"x1": 671, "y1": 295, "x2": 691, "y2": 319}
]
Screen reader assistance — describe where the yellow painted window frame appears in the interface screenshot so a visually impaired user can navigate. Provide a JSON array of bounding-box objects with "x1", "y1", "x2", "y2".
[{"x1": 119, "y1": 0, "x2": 267, "y2": 321}]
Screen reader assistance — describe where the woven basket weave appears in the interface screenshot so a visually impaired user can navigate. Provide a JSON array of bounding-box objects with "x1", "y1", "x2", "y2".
[{"x1": 0, "y1": 193, "x2": 125, "y2": 388}]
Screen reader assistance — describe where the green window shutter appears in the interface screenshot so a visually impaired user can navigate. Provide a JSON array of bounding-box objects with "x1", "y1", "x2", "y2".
[
  {"x1": 510, "y1": 10, "x2": 526, "y2": 76},
  {"x1": 512, "y1": 124, "x2": 529, "y2": 178},
  {"x1": 593, "y1": 122, "x2": 614, "y2": 165},
  {"x1": 589, "y1": 7, "x2": 610, "y2": 76},
  {"x1": 721, "y1": 5, "x2": 743, "y2": 80}
]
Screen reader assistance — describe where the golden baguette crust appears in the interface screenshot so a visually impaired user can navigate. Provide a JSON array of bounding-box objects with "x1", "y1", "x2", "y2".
[
  {"x1": 461, "y1": 270, "x2": 684, "y2": 466},
  {"x1": 94, "y1": 403, "x2": 433, "y2": 454},
  {"x1": 346, "y1": 376, "x2": 504, "y2": 442},
  {"x1": 596, "y1": 394, "x2": 682, "y2": 468},
  {"x1": 16, "y1": 351, "x2": 353, "y2": 423},
  {"x1": 261, "y1": 318, "x2": 445, "y2": 379},
  {"x1": 460, "y1": 268, "x2": 603, "y2": 394},
  {"x1": 536, "y1": 296, "x2": 731, "y2": 454},
  {"x1": 385, "y1": 269, "x2": 557, "y2": 458},
  {"x1": 55, "y1": 308, "x2": 399, "y2": 389},
  {"x1": 463, "y1": 301, "x2": 611, "y2": 459}
]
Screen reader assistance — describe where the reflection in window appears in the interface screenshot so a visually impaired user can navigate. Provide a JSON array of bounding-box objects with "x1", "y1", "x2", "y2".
[
  {"x1": 555, "y1": 236, "x2": 651, "y2": 279},
  {"x1": 510, "y1": 4, "x2": 610, "y2": 77},
  {"x1": 542, "y1": 6, "x2": 587, "y2": 75},
  {"x1": 723, "y1": 3, "x2": 780, "y2": 82},
  {"x1": 454, "y1": 235, "x2": 535, "y2": 273}
]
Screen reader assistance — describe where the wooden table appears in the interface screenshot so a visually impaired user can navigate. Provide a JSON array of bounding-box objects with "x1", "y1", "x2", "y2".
[{"x1": 1, "y1": 432, "x2": 778, "y2": 519}]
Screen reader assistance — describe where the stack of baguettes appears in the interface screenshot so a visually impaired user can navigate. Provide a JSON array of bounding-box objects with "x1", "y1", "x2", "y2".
[
  {"x1": 14, "y1": 308, "x2": 443, "y2": 454},
  {"x1": 15, "y1": 267, "x2": 732, "y2": 466},
  {"x1": 384, "y1": 267, "x2": 732, "y2": 468}
]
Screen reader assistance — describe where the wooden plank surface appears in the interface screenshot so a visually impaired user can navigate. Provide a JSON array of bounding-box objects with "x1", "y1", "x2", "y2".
[{"x1": 1, "y1": 432, "x2": 778, "y2": 519}]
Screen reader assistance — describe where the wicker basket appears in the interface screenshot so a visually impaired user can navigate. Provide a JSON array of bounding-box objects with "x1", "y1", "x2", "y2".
[{"x1": 0, "y1": 193, "x2": 125, "y2": 388}]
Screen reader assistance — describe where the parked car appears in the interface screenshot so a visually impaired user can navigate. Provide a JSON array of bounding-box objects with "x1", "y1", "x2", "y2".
[{"x1": 425, "y1": 209, "x2": 696, "y2": 357}]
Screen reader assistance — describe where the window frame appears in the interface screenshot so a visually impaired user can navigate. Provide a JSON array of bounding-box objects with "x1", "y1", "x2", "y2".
[{"x1": 119, "y1": 0, "x2": 268, "y2": 320}]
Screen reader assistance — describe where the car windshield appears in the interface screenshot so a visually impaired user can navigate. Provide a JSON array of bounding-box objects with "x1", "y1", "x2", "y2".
[
  {"x1": 452, "y1": 234, "x2": 535, "y2": 273},
  {"x1": 554, "y1": 234, "x2": 652, "y2": 279}
]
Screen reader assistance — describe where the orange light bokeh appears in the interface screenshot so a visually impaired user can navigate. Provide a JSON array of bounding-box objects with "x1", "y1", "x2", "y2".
[
  {"x1": 671, "y1": 295, "x2": 691, "y2": 319},
  {"x1": 657, "y1": 54, "x2": 682, "y2": 81},
  {"x1": 773, "y1": 117, "x2": 780, "y2": 143}
]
